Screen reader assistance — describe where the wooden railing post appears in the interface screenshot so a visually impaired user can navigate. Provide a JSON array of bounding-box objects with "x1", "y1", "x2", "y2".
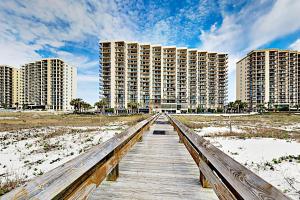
[
  {"x1": 106, "y1": 164, "x2": 119, "y2": 181},
  {"x1": 200, "y1": 171, "x2": 211, "y2": 188},
  {"x1": 199, "y1": 157, "x2": 211, "y2": 188}
]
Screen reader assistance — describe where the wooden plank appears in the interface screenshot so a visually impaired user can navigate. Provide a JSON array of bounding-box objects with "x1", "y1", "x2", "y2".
[
  {"x1": 89, "y1": 115, "x2": 217, "y2": 200},
  {"x1": 169, "y1": 115, "x2": 291, "y2": 200},
  {"x1": 2, "y1": 114, "x2": 159, "y2": 200}
]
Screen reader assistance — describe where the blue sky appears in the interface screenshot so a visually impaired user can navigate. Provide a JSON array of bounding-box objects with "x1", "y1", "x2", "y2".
[{"x1": 1, "y1": 0, "x2": 300, "y2": 104}]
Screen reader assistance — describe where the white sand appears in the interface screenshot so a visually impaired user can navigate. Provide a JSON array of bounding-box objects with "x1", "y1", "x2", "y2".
[
  {"x1": 206, "y1": 136, "x2": 300, "y2": 199},
  {"x1": 0, "y1": 122, "x2": 127, "y2": 186}
]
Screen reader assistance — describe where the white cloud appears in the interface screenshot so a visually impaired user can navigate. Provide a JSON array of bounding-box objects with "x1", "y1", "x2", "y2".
[
  {"x1": 289, "y1": 39, "x2": 300, "y2": 50},
  {"x1": 250, "y1": 0, "x2": 300, "y2": 49},
  {"x1": 0, "y1": 35, "x2": 42, "y2": 66},
  {"x1": 200, "y1": 15, "x2": 243, "y2": 54},
  {"x1": 198, "y1": 0, "x2": 300, "y2": 101},
  {"x1": 55, "y1": 50, "x2": 98, "y2": 69},
  {"x1": 0, "y1": 0, "x2": 138, "y2": 67}
]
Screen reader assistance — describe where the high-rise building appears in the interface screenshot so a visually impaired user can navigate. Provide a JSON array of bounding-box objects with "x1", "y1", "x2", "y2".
[
  {"x1": 236, "y1": 56, "x2": 248, "y2": 103},
  {"x1": 99, "y1": 40, "x2": 228, "y2": 113},
  {"x1": 12, "y1": 68, "x2": 22, "y2": 108},
  {"x1": 21, "y1": 58, "x2": 77, "y2": 110},
  {"x1": 0, "y1": 65, "x2": 13, "y2": 108},
  {"x1": 236, "y1": 49, "x2": 300, "y2": 110},
  {"x1": 0, "y1": 59, "x2": 77, "y2": 111}
]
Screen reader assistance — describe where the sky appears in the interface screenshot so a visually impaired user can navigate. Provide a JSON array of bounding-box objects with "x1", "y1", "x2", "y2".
[{"x1": 1, "y1": 0, "x2": 300, "y2": 104}]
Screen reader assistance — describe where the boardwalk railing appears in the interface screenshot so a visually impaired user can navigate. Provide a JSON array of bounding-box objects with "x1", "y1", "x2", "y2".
[
  {"x1": 2, "y1": 114, "x2": 159, "y2": 200},
  {"x1": 167, "y1": 114, "x2": 290, "y2": 200}
]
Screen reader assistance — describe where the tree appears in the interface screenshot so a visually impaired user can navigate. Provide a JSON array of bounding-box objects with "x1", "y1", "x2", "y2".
[
  {"x1": 132, "y1": 102, "x2": 139, "y2": 113},
  {"x1": 82, "y1": 102, "x2": 91, "y2": 111},
  {"x1": 234, "y1": 100, "x2": 248, "y2": 113},
  {"x1": 240, "y1": 102, "x2": 248, "y2": 112},
  {"x1": 234, "y1": 100, "x2": 242, "y2": 113},
  {"x1": 127, "y1": 102, "x2": 134, "y2": 114},
  {"x1": 228, "y1": 102, "x2": 235, "y2": 113},
  {"x1": 257, "y1": 104, "x2": 265, "y2": 114},
  {"x1": 228, "y1": 100, "x2": 248, "y2": 113},
  {"x1": 70, "y1": 98, "x2": 83, "y2": 113},
  {"x1": 15, "y1": 102, "x2": 19, "y2": 110},
  {"x1": 127, "y1": 101, "x2": 139, "y2": 114},
  {"x1": 95, "y1": 98, "x2": 108, "y2": 114}
]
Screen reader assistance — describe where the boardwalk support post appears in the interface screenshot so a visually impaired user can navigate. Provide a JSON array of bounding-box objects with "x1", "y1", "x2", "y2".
[
  {"x1": 107, "y1": 164, "x2": 119, "y2": 181},
  {"x1": 138, "y1": 135, "x2": 143, "y2": 142},
  {"x1": 179, "y1": 135, "x2": 183, "y2": 143}
]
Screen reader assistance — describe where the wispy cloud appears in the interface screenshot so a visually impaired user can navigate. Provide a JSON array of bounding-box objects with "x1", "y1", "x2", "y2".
[
  {"x1": 290, "y1": 39, "x2": 300, "y2": 50},
  {"x1": 250, "y1": 0, "x2": 300, "y2": 49}
]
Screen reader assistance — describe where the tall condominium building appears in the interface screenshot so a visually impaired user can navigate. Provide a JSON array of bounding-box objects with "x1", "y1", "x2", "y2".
[
  {"x1": 236, "y1": 49, "x2": 300, "y2": 110},
  {"x1": 0, "y1": 59, "x2": 77, "y2": 111},
  {"x1": 0, "y1": 65, "x2": 20, "y2": 108},
  {"x1": 99, "y1": 40, "x2": 228, "y2": 113},
  {"x1": 0, "y1": 65, "x2": 13, "y2": 108},
  {"x1": 21, "y1": 58, "x2": 77, "y2": 110}
]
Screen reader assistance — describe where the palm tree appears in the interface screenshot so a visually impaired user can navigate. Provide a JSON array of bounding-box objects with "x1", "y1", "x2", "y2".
[
  {"x1": 70, "y1": 98, "x2": 83, "y2": 113},
  {"x1": 82, "y1": 102, "x2": 91, "y2": 111},
  {"x1": 257, "y1": 104, "x2": 265, "y2": 114},
  {"x1": 95, "y1": 98, "x2": 108, "y2": 114},
  {"x1": 240, "y1": 102, "x2": 248, "y2": 113},
  {"x1": 234, "y1": 100, "x2": 248, "y2": 113},
  {"x1": 132, "y1": 102, "x2": 139, "y2": 113},
  {"x1": 234, "y1": 100, "x2": 242, "y2": 113},
  {"x1": 127, "y1": 102, "x2": 133, "y2": 114},
  {"x1": 15, "y1": 102, "x2": 19, "y2": 110},
  {"x1": 228, "y1": 102, "x2": 235, "y2": 113},
  {"x1": 127, "y1": 101, "x2": 139, "y2": 114}
]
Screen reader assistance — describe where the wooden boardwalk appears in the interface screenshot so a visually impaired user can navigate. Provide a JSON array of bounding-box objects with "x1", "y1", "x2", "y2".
[{"x1": 89, "y1": 115, "x2": 217, "y2": 200}]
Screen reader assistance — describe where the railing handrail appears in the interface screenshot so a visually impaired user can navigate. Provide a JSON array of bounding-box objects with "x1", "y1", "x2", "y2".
[
  {"x1": 167, "y1": 114, "x2": 290, "y2": 200},
  {"x1": 2, "y1": 114, "x2": 159, "y2": 200}
]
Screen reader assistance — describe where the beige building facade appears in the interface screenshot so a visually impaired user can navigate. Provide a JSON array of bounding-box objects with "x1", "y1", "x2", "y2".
[
  {"x1": 22, "y1": 58, "x2": 77, "y2": 110},
  {"x1": 0, "y1": 59, "x2": 77, "y2": 111},
  {"x1": 100, "y1": 40, "x2": 228, "y2": 113},
  {"x1": 236, "y1": 49, "x2": 300, "y2": 110}
]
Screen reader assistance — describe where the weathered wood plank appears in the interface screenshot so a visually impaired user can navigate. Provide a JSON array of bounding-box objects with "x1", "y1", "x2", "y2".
[
  {"x1": 89, "y1": 115, "x2": 217, "y2": 200},
  {"x1": 168, "y1": 115, "x2": 291, "y2": 200}
]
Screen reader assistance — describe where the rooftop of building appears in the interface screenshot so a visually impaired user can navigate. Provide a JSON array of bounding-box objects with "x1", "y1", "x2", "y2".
[
  {"x1": 99, "y1": 40, "x2": 228, "y2": 54},
  {"x1": 236, "y1": 48, "x2": 300, "y2": 64}
]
